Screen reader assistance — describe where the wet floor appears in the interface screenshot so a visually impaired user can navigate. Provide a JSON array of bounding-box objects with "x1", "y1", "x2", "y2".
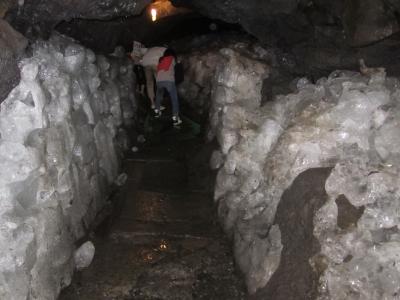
[{"x1": 59, "y1": 123, "x2": 246, "y2": 299}]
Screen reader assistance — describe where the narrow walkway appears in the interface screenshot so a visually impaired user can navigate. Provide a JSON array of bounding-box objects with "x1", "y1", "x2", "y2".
[{"x1": 60, "y1": 129, "x2": 245, "y2": 299}]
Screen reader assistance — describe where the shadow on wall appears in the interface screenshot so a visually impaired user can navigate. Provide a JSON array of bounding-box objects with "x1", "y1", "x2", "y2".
[
  {"x1": 0, "y1": 19, "x2": 28, "y2": 104},
  {"x1": 251, "y1": 168, "x2": 333, "y2": 300}
]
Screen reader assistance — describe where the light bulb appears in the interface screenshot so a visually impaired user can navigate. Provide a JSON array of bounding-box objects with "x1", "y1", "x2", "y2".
[{"x1": 151, "y1": 8, "x2": 157, "y2": 22}]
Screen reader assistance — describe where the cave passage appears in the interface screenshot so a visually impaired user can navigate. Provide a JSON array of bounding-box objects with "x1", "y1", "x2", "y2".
[
  {"x1": 3, "y1": 0, "x2": 400, "y2": 299},
  {"x1": 55, "y1": 9, "x2": 248, "y2": 299},
  {"x1": 59, "y1": 115, "x2": 246, "y2": 299}
]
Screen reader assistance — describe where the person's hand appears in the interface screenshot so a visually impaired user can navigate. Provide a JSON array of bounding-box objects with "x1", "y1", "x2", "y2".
[{"x1": 130, "y1": 54, "x2": 141, "y2": 63}]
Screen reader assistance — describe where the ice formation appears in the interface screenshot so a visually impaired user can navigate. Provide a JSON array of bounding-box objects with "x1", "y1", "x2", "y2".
[
  {"x1": 178, "y1": 39, "x2": 275, "y2": 120},
  {"x1": 181, "y1": 41, "x2": 400, "y2": 298},
  {"x1": 0, "y1": 33, "x2": 136, "y2": 299},
  {"x1": 74, "y1": 241, "x2": 95, "y2": 270}
]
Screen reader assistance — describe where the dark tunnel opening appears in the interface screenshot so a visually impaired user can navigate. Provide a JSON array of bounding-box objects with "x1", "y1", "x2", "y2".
[{"x1": 56, "y1": 12, "x2": 245, "y2": 54}]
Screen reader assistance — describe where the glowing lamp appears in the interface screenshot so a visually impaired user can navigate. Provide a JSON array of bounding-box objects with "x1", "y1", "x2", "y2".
[{"x1": 151, "y1": 8, "x2": 157, "y2": 22}]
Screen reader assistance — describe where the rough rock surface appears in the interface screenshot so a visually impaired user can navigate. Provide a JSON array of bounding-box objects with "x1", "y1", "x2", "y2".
[
  {"x1": 172, "y1": 0, "x2": 400, "y2": 47},
  {"x1": 253, "y1": 168, "x2": 332, "y2": 300},
  {"x1": 169, "y1": 0, "x2": 400, "y2": 79},
  {"x1": 0, "y1": 19, "x2": 27, "y2": 103},
  {"x1": 6, "y1": 0, "x2": 400, "y2": 50},
  {"x1": 180, "y1": 41, "x2": 400, "y2": 298},
  {"x1": 4, "y1": 0, "x2": 400, "y2": 81},
  {"x1": 5, "y1": 0, "x2": 151, "y2": 38},
  {"x1": 0, "y1": 33, "x2": 136, "y2": 300},
  {"x1": 343, "y1": 0, "x2": 399, "y2": 46}
]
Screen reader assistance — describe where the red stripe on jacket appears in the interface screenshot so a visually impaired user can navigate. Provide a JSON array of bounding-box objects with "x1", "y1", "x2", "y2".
[{"x1": 157, "y1": 56, "x2": 174, "y2": 72}]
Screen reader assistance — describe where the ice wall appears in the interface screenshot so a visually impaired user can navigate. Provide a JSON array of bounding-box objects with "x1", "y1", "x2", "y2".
[
  {"x1": 0, "y1": 33, "x2": 136, "y2": 299},
  {"x1": 181, "y1": 41, "x2": 400, "y2": 298},
  {"x1": 178, "y1": 38, "x2": 274, "y2": 120}
]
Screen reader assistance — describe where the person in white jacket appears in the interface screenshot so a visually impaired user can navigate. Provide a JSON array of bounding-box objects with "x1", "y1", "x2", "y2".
[{"x1": 131, "y1": 43, "x2": 166, "y2": 109}]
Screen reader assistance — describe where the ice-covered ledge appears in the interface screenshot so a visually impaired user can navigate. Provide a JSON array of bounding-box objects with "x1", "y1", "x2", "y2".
[{"x1": 0, "y1": 33, "x2": 136, "y2": 299}]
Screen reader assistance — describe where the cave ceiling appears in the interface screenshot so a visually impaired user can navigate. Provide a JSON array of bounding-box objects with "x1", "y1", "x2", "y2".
[
  {"x1": 1, "y1": 0, "x2": 400, "y2": 83},
  {"x1": 5, "y1": 0, "x2": 152, "y2": 37},
  {"x1": 2, "y1": 0, "x2": 399, "y2": 48},
  {"x1": 172, "y1": 0, "x2": 400, "y2": 47}
]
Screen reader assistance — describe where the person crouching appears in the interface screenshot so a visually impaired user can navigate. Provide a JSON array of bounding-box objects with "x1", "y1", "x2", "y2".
[{"x1": 154, "y1": 49, "x2": 182, "y2": 126}]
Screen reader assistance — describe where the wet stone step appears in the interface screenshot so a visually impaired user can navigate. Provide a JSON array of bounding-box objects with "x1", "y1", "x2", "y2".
[
  {"x1": 118, "y1": 190, "x2": 215, "y2": 222},
  {"x1": 59, "y1": 129, "x2": 245, "y2": 299},
  {"x1": 110, "y1": 221, "x2": 220, "y2": 241},
  {"x1": 109, "y1": 231, "x2": 217, "y2": 244},
  {"x1": 60, "y1": 235, "x2": 245, "y2": 300},
  {"x1": 124, "y1": 160, "x2": 187, "y2": 191}
]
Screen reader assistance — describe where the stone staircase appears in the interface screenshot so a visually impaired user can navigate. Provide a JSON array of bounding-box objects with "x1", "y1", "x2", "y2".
[{"x1": 59, "y1": 135, "x2": 245, "y2": 300}]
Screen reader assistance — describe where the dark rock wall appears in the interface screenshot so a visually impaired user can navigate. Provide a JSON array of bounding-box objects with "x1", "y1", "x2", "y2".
[
  {"x1": 0, "y1": 19, "x2": 27, "y2": 103},
  {"x1": 251, "y1": 168, "x2": 332, "y2": 300},
  {"x1": 170, "y1": 0, "x2": 400, "y2": 77},
  {"x1": 5, "y1": 0, "x2": 151, "y2": 38},
  {"x1": 172, "y1": 0, "x2": 400, "y2": 46},
  {"x1": 343, "y1": 0, "x2": 399, "y2": 47}
]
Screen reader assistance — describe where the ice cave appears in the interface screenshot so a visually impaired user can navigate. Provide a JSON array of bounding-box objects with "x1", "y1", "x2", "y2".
[{"x1": 2, "y1": 0, "x2": 400, "y2": 299}]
